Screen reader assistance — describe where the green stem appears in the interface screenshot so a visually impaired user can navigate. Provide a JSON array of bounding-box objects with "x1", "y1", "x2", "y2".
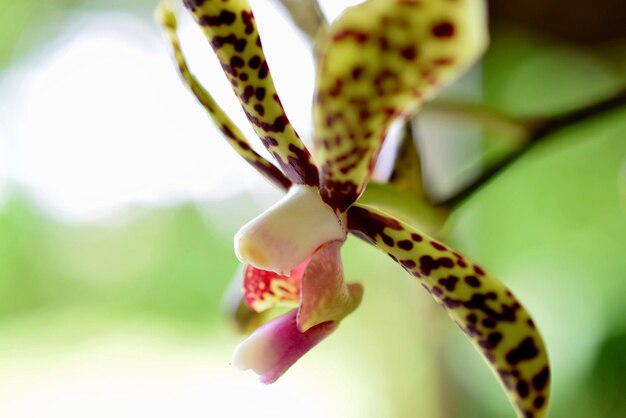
[
  {"x1": 428, "y1": 100, "x2": 529, "y2": 148},
  {"x1": 438, "y1": 87, "x2": 626, "y2": 206}
]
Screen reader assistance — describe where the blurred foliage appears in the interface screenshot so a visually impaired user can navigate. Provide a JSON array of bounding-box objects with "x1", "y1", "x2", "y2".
[
  {"x1": 0, "y1": 197, "x2": 236, "y2": 332},
  {"x1": 0, "y1": 0, "x2": 160, "y2": 69}
]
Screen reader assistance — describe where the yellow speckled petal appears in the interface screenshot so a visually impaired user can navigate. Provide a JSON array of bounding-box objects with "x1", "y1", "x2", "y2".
[
  {"x1": 182, "y1": 0, "x2": 319, "y2": 186},
  {"x1": 156, "y1": 3, "x2": 292, "y2": 191},
  {"x1": 346, "y1": 204, "x2": 550, "y2": 418},
  {"x1": 314, "y1": 0, "x2": 488, "y2": 211}
]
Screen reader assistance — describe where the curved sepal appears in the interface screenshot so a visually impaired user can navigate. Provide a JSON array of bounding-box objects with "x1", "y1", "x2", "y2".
[
  {"x1": 156, "y1": 3, "x2": 292, "y2": 191},
  {"x1": 346, "y1": 204, "x2": 550, "y2": 418},
  {"x1": 313, "y1": 0, "x2": 488, "y2": 211},
  {"x1": 183, "y1": 0, "x2": 319, "y2": 186}
]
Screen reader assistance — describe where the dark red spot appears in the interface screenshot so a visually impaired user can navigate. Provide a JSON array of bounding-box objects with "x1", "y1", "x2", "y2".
[
  {"x1": 532, "y1": 367, "x2": 550, "y2": 391},
  {"x1": 211, "y1": 34, "x2": 238, "y2": 51},
  {"x1": 332, "y1": 29, "x2": 368, "y2": 43},
  {"x1": 346, "y1": 205, "x2": 404, "y2": 242},
  {"x1": 234, "y1": 39, "x2": 247, "y2": 53},
  {"x1": 351, "y1": 67, "x2": 364, "y2": 80},
  {"x1": 258, "y1": 61, "x2": 269, "y2": 79},
  {"x1": 328, "y1": 79, "x2": 343, "y2": 97},
  {"x1": 398, "y1": 240, "x2": 413, "y2": 250},
  {"x1": 432, "y1": 21, "x2": 455, "y2": 38},
  {"x1": 400, "y1": 259, "x2": 416, "y2": 269},
  {"x1": 182, "y1": 0, "x2": 206, "y2": 12},
  {"x1": 241, "y1": 11, "x2": 254, "y2": 35},
  {"x1": 253, "y1": 104, "x2": 264, "y2": 116},
  {"x1": 433, "y1": 57, "x2": 454, "y2": 66},
  {"x1": 506, "y1": 338, "x2": 540, "y2": 366},
  {"x1": 272, "y1": 115, "x2": 287, "y2": 132},
  {"x1": 419, "y1": 255, "x2": 454, "y2": 276},
  {"x1": 442, "y1": 297, "x2": 461, "y2": 309},
  {"x1": 198, "y1": 10, "x2": 236, "y2": 26},
  {"x1": 533, "y1": 396, "x2": 546, "y2": 409},
  {"x1": 248, "y1": 57, "x2": 261, "y2": 71},
  {"x1": 401, "y1": 45, "x2": 417, "y2": 60},
  {"x1": 230, "y1": 56, "x2": 245, "y2": 69},
  {"x1": 438, "y1": 276, "x2": 459, "y2": 292},
  {"x1": 283, "y1": 144, "x2": 319, "y2": 187},
  {"x1": 465, "y1": 275, "x2": 481, "y2": 287},
  {"x1": 461, "y1": 292, "x2": 517, "y2": 322},
  {"x1": 378, "y1": 36, "x2": 390, "y2": 51},
  {"x1": 516, "y1": 380, "x2": 530, "y2": 398},
  {"x1": 482, "y1": 318, "x2": 496, "y2": 329},
  {"x1": 241, "y1": 85, "x2": 255, "y2": 104},
  {"x1": 411, "y1": 233, "x2": 423, "y2": 242},
  {"x1": 485, "y1": 332, "x2": 503, "y2": 349},
  {"x1": 261, "y1": 136, "x2": 279, "y2": 147},
  {"x1": 430, "y1": 241, "x2": 447, "y2": 251}
]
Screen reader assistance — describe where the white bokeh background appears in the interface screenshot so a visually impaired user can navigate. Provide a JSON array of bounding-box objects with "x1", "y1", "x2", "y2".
[{"x1": 0, "y1": 0, "x2": 366, "y2": 222}]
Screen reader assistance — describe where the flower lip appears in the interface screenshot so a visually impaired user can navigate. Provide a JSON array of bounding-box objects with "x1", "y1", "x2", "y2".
[
  {"x1": 231, "y1": 309, "x2": 337, "y2": 384},
  {"x1": 234, "y1": 185, "x2": 346, "y2": 275}
]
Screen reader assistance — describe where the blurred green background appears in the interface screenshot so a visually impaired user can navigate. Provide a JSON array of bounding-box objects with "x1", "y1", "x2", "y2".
[{"x1": 0, "y1": 0, "x2": 625, "y2": 417}]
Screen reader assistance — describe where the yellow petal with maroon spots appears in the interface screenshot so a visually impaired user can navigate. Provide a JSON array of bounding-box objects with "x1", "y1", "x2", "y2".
[
  {"x1": 313, "y1": 0, "x2": 488, "y2": 211},
  {"x1": 346, "y1": 204, "x2": 550, "y2": 418},
  {"x1": 182, "y1": 0, "x2": 319, "y2": 186},
  {"x1": 156, "y1": 2, "x2": 292, "y2": 191}
]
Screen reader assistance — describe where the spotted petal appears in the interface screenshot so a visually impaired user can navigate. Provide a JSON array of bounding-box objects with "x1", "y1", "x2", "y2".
[
  {"x1": 313, "y1": 0, "x2": 488, "y2": 211},
  {"x1": 346, "y1": 204, "x2": 550, "y2": 418},
  {"x1": 183, "y1": 0, "x2": 319, "y2": 185},
  {"x1": 156, "y1": 3, "x2": 292, "y2": 191}
]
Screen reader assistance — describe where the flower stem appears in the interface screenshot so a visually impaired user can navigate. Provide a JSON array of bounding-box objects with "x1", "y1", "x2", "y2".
[{"x1": 438, "y1": 87, "x2": 626, "y2": 206}]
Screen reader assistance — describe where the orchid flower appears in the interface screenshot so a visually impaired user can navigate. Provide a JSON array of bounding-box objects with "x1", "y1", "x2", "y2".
[{"x1": 156, "y1": 1, "x2": 550, "y2": 417}]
